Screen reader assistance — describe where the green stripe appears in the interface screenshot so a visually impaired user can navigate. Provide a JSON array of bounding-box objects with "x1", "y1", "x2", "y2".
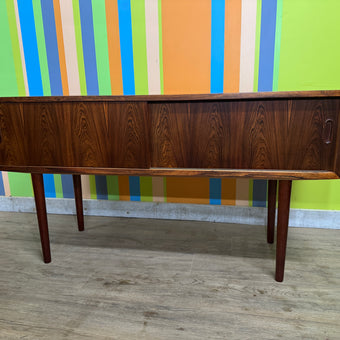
[
  {"x1": 92, "y1": 0, "x2": 111, "y2": 95},
  {"x1": 72, "y1": 0, "x2": 87, "y2": 95},
  {"x1": 54, "y1": 174, "x2": 63, "y2": 198},
  {"x1": 163, "y1": 177, "x2": 167, "y2": 202},
  {"x1": 140, "y1": 177, "x2": 152, "y2": 202},
  {"x1": 249, "y1": 180, "x2": 254, "y2": 207},
  {"x1": 8, "y1": 173, "x2": 33, "y2": 197},
  {"x1": 272, "y1": 0, "x2": 282, "y2": 91},
  {"x1": 131, "y1": 0, "x2": 148, "y2": 95},
  {"x1": 0, "y1": 0, "x2": 18, "y2": 96},
  {"x1": 253, "y1": 0, "x2": 262, "y2": 92},
  {"x1": 6, "y1": 0, "x2": 25, "y2": 96},
  {"x1": 89, "y1": 175, "x2": 97, "y2": 199},
  {"x1": 107, "y1": 175, "x2": 119, "y2": 201},
  {"x1": 158, "y1": 0, "x2": 164, "y2": 94},
  {"x1": 32, "y1": 0, "x2": 51, "y2": 96}
]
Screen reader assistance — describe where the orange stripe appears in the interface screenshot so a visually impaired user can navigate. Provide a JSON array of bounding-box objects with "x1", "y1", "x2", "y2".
[
  {"x1": 162, "y1": 0, "x2": 211, "y2": 94},
  {"x1": 118, "y1": 175, "x2": 130, "y2": 201},
  {"x1": 53, "y1": 0, "x2": 69, "y2": 95},
  {"x1": 224, "y1": 0, "x2": 241, "y2": 93},
  {"x1": 166, "y1": 177, "x2": 210, "y2": 205},
  {"x1": 221, "y1": 178, "x2": 236, "y2": 205},
  {"x1": 105, "y1": 0, "x2": 123, "y2": 95}
]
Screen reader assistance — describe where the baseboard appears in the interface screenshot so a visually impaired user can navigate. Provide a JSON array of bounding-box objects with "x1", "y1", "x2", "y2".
[{"x1": 0, "y1": 196, "x2": 339, "y2": 229}]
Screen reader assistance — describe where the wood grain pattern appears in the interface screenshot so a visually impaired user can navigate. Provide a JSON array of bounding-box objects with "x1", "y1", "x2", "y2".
[
  {"x1": 24, "y1": 103, "x2": 67, "y2": 166},
  {"x1": 0, "y1": 90, "x2": 340, "y2": 103},
  {"x1": 151, "y1": 99, "x2": 339, "y2": 171},
  {"x1": 286, "y1": 99, "x2": 338, "y2": 170},
  {"x1": 108, "y1": 102, "x2": 149, "y2": 168},
  {"x1": 0, "y1": 165, "x2": 337, "y2": 180},
  {"x1": 0, "y1": 103, "x2": 26, "y2": 165}
]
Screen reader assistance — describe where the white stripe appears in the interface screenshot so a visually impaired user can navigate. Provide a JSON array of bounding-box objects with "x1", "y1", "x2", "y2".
[
  {"x1": 59, "y1": 0, "x2": 81, "y2": 95},
  {"x1": 81, "y1": 175, "x2": 91, "y2": 199},
  {"x1": 239, "y1": 0, "x2": 257, "y2": 92},
  {"x1": 2, "y1": 172, "x2": 11, "y2": 196},
  {"x1": 145, "y1": 0, "x2": 161, "y2": 95},
  {"x1": 13, "y1": 0, "x2": 29, "y2": 96},
  {"x1": 152, "y1": 177, "x2": 165, "y2": 202},
  {"x1": 236, "y1": 179, "x2": 250, "y2": 206}
]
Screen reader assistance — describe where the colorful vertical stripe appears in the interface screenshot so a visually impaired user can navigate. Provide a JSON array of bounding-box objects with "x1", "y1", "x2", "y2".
[
  {"x1": 117, "y1": 0, "x2": 135, "y2": 95},
  {"x1": 0, "y1": 0, "x2": 339, "y2": 210},
  {"x1": 210, "y1": 0, "x2": 225, "y2": 93},
  {"x1": 162, "y1": 0, "x2": 211, "y2": 94}
]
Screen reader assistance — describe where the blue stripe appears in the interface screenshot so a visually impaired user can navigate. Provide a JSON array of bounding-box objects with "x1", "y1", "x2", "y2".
[
  {"x1": 0, "y1": 173, "x2": 5, "y2": 196},
  {"x1": 253, "y1": 180, "x2": 267, "y2": 207},
  {"x1": 61, "y1": 174, "x2": 74, "y2": 199},
  {"x1": 79, "y1": 0, "x2": 99, "y2": 95},
  {"x1": 43, "y1": 174, "x2": 56, "y2": 198},
  {"x1": 258, "y1": 0, "x2": 277, "y2": 92},
  {"x1": 209, "y1": 178, "x2": 221, "y2": 205},
  {"x1": 117, "y1": 0, "x2": 135, "y2": 95},
  {"x1": 17, "y1": 0, "x2": 43, "y2": 96},
  {"x1": 40, "y1": 0, "x2": 63, "y2": 96},
  {"x1": 95, "y1": 176, "x2": 108, "y2": 200},
  {"x1": 129, "y1": 176, "x2": 140, "y2": 201},
  {"x1": 210, "y1": 0, "x2": 225, "y2": 93}
]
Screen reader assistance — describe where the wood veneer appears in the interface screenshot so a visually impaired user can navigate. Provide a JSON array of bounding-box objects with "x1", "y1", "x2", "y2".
[{"x1": 0, "y1": 91, "x2": 339, "y2": 282}]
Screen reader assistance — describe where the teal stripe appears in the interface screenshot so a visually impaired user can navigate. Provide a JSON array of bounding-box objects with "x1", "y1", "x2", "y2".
[
  {"x1": 92, "y1": 0, "x2": 111, "y2": 95},
  {"x1": 272, "y1": 0, "x2": 282, "y2": 91}
]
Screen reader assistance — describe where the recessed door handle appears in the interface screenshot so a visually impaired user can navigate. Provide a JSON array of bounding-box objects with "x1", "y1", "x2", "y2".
[{"x1": 322, "y1": 119, "x2": 333, "y2": 144}]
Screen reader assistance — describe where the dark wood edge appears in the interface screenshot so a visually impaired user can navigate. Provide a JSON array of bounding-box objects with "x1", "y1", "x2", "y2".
[
  {"x1": 0, "y1": 166, "x2": 338, "y2": 180},
  {"x1": 1, "y1": 90, "x2": 340, "y2": 103}
]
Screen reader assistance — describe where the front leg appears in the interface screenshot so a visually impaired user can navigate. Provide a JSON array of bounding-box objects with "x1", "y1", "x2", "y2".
[
  {"x1": 31, "y1": 173, "x2": 51, "y2": 263},
  {"x1": 275, "y1": 180, "x2": 292, "y2": 282}
]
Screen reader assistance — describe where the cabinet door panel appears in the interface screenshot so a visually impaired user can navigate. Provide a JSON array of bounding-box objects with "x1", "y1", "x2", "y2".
[
  {"x1": 151, "y1": 99, "x2": 338, "y2": 171},
  {"x1": 0, "y1": 103, "x2": 26, "y2": 166},
  {"x1": 285, "y1": 99, "x2": 338, "y2": 170},
  {"x1": 151, "y1": 101, "x2": 287, "y2": 169},
  {"x1": 108, "y1": 102, "x2": 149, "y2": 168},
  {"x1": 24, "y1": 103, "x2": 68, "y2": 166}
]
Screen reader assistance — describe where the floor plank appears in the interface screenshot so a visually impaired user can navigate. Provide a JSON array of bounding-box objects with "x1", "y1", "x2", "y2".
[{"x1": 0, "y1": 211, "x2": 339, "y2": 339}]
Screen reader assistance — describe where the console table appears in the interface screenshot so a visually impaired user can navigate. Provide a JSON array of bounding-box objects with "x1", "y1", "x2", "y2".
[{"x1": 0, "y1": 91, "x2": 339, "y2": 282}]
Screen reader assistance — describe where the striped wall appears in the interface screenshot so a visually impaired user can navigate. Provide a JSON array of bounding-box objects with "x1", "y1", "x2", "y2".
[{"x1": 0, "y1": 0, "x2": 339, "y2": 210}]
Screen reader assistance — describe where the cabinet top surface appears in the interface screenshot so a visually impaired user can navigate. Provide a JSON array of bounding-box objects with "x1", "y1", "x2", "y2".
[{"x1": 1, "y1": 90, "x2": 340, "y2": 103}]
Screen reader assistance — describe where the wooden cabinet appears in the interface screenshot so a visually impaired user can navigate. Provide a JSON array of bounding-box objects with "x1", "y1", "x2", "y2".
[{"x1": 0, "y1": 91, "x2": 339, "y2": 282}]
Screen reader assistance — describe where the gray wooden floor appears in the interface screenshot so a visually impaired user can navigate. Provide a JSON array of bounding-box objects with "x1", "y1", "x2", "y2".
[{"x1": 0, "y1": 211, "x2": 339, "y2": 340}]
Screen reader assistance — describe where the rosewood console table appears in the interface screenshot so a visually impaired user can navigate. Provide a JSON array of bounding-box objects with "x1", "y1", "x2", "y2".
[{"x1": 0, "y1": 91, "x2": 339, "y2": 282}]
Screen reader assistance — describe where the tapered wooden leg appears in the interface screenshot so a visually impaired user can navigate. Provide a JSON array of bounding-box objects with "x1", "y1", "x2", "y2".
[
  {"x1": 275, "y1": 180, "x2": 292, "y2": 282},
  {"x1": 31, "y1": 173, "x2": 51, "y2": 263},
  {"x1": 267, "y1": 180, "x2": 277, "y2": 244},
  {"x1": 73, "y1": 174, "x2": 84, "y2": 231}
]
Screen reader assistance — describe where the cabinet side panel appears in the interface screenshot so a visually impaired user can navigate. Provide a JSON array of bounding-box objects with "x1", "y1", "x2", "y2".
[{"x1": 0, "y1": 103, "x2": 26, "y2": 166}]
